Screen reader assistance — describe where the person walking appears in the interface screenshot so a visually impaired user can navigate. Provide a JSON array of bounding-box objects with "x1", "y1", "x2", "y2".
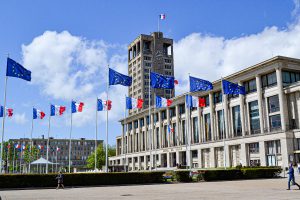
[
  {"x1": 56, "y1": 171, "x2": 64, "y2": 189},
  {"x1": 298, "y1": 163, "x2": 300, "y2": 175},
  {"x1": 287, "y1": 163, "x2": 300, "y2": 190}
]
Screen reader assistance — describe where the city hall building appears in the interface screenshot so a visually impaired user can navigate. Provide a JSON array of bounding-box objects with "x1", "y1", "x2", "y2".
[{"x1": 109, "y1": 33, "x2": 300, "y2": 171}]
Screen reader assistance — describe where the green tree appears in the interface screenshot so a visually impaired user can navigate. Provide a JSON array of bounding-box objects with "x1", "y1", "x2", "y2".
[{"x1": 86, "y1": 143, "x2": 116, "y2": 169}]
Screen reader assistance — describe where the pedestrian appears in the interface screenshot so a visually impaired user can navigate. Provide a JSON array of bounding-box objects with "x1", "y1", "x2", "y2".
[
  {"x1": 56, "y1": 171, "x2": 64, "y2": 189},
  {"x1": 298, "y1": 163, "x2": 300, "y2": 175},
  {"x1": 287, "y1": 163, "x2": 300, "y2": 190}
]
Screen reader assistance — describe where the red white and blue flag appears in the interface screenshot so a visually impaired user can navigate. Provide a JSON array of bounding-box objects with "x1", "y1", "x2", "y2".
[
  {"x1": 168, "y1": 125, "x2": 174, "y2": 134},
  {"x1": 126, "y1": 97, "x2": 143, "y2": 110},
  {"x1": 50, "y1": 105, "x2": 66, "y2": 116},
  {"x1": 186, "y1": 95, "x2": 206, "y2": 108},
  {"x1": 15, "y1": 144, "x2": 21, "y2": 149},
  {"x1": 159, "y1": 14, "x2": 166, "y2": 20},
  {"x1": 0, "y1": 106, "x2": 13, "y2": 117},
  {"x1": 71, "y1": 101, "x2": 84, "y2": 113},
  {"x1": 97, "y1": 99, "x2": 112, "y2": 111},
  {"x1": 33, "y1": 108, "x2": 45, "y2": 119},
  {"x1": 156, "y1": 96, "x2": 173, "y2": 108},
  {"x1": 22, "y1": 145, "x2": 26, "y2": 150},
  {"x1": 56, "y1": 147, "x2": 61, "y2": 152}
]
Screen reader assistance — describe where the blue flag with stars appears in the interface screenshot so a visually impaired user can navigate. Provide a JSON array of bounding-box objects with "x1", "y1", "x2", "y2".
[
  {"x1": 222, "y1": 80, "x2": 246, "y2": 95},
  {"x1": 189, "y1": 76, "x2": 213, "y2": 92},
  {"x1": 6, "y1": 58, "x2": 31, "y2": 81},
  {"x1": 109, "y1": 68, "x2": 132, "y2": 86},
  {"x1": 150, "y1": 72, "x2": 175, "y2": 89}
]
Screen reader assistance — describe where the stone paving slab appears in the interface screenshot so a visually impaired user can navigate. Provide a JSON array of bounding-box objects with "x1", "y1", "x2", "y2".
[{"x1": 0, "y1": 177, "x2": 299, "y2": 200}]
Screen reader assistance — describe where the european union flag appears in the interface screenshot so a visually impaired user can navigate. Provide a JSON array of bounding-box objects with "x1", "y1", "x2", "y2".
[
  {"x1": 6, "y1": 58, "x2": 31, "y2": 81},
  {"x1": 150, "y1": 72, "x2": 174, "y2": 89},
  {"x1": 189, "y1": 76, "x2": 213, "y2": 92},
  {"x1": 0, "y1": 106, "x2": 3, "y2": 118},
  {"x1": 109, "y1": 68, "x2": 132, "y2": 86},
  {"x1": 222, "y1": 80, "x2": 246, "y2": 95}
]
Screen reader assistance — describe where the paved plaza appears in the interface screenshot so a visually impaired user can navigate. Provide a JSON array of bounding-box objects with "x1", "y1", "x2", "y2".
[{"x1": 0, "y1": 177, "x2": 299, "y2": 200}]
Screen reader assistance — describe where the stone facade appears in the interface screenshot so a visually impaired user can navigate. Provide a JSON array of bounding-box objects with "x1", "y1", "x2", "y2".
[{"x1": 110, "y1": 56, "x2": 300, "y2": 171}]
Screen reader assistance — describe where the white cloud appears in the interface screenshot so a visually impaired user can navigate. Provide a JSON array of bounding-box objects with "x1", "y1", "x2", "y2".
[
  {"x1": 12, "y1": 113, "x2": 27, "y2": 125},
  {"x1": 22, "y1": 31, "x2": 128, "y2": 126},
  {"x1": 292, "y1": 0, "x2": 300, "y2": 18},
  {"x1": 174, "y1": 19, "x2": 300, "y2": 95}
]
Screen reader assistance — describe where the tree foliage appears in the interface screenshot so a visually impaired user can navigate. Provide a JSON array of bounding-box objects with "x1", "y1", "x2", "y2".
[{"x1": 86, "y1": 143, "x2": 116, "y2": 169}]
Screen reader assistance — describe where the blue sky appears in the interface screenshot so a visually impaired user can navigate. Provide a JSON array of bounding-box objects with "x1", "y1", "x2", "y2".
[{"x1": 0, "y1": 0, "x2": 299, "y2": 145}]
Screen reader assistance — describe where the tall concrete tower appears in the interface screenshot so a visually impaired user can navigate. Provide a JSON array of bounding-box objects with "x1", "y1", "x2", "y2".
[{"x1": 128, "y1": 32, "x2": 175, "y2": 115}]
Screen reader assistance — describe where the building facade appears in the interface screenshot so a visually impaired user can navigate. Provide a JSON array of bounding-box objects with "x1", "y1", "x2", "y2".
[
  {"x1": 9, "y1": 137, "x2": 102, "y2": 169},
  {"x1": 128, "y1": 32, "x2": 174, "y2": 114},
  {"x1": 109, "y1": 56, "x2": 300, "y2": 171}
]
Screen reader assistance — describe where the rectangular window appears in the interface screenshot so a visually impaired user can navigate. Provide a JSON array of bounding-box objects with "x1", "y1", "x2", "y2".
[
  {"x1": 193, "y1": 117, "x2": 199, "y2": 143},
  {"x1": 232, "y1": 106, "x2": 242, "y2": 137},
  {"x1": 261, "y1": 72, "x2": 277, "y2": 88},
  {"x1": 217, "y1": 110, "x2": 225, "y2": 139},
  {"x1": 249, "y1": 101, "x2": 260, "y2": 134},
  {"x1": 156, "y1": 128, "x2": 159, "y2": 148},
  {"x1": 179, "y1": 104, "x2": 185, "y2": 114},
  {"x1": 269, "y1": 114, "x2": 281, "y2": 131},
  {"x1": 268, "y1": 95, "x2": 280, "y2": 113},
  {"x1": 204, "y1": 95, "x2": 210, "y2": 107},
  {"x1": 161, "y1": 111, "x2": 166, "y2": 120},
  {"x1": 266, "y1": 140, "x2": 281, "y2": 166},
  {"x1": 213, "y1": 91, "x2": 222, "y2": 104},
  {"x1": 249, "y1": 142, "x2": 259, "y2": 153},
  {"x1": 204, "y1": 114, "x2": 211, "y2": 141},
  {"x1": 244, "y1": 79, "x2": 257, "y2": 94}
]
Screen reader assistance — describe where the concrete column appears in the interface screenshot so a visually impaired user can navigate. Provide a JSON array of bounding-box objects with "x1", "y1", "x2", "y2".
[
  {"x1": 256, "y1": 75, "x2": 264, "y2": 134},
  {"x1": 238, "y1": 81, "x2": 246, "y2": 136},
  {"x1": 167, "y1": 152, "x2": 170, "y2": 168},
  {"x1": 121, "y1": 124, "x2": 124, "y2": 155},
  {"x1": 137, "y1": 156, "x2": 141, "y2": 170},
  {"x1": 176, "y1": 151, "x2": 180, "y2": 167},
  {"x1": 175, "y1": 105, "x2": 180, "y2": 146},
  {"x1": 223, "y1": 95, "x2": 230, "y2": 139},
  {"x1": 137, "y1": 119, "x2": 141, "y2": 152},
  {"x1": 132, "y1": 121, "x2": 135, "y2": 152},
  {"x1": 259, "y1": 141, "x2": 266, "y2": 166},
  {"x1": 144, "y1": 155, "x2": 147, "y2": 170},
  {"x1": 281, "y1": 137, "x2": 294, "y2": 169},
  {"x1": 132, "y1": 157, "x2": 135, "y2": 171},
  {"x1": 158, "y1": 111, "x2": 162, "y2": 148},
  {"x1": 151, "y1": 113, "x2": 154, "y2": 150},
  {"x1": 240, "y1": 143, "x2": 248, "y2": 166},
  {"x1": 197, "y1": 107, "x2": 202, "y2": 143},
  {"x1": 209, "y1": 93, "x2": 215, "y2": 141},
  {"x1": 158, "y1": 153, "x2": 162, "y2": 167},
  {"x1": 276, "y1": 68, "x2": 288, "y2": 131},
  {"x1": 224, "y1": 144, "x2": 230, "y2": 168},
  {"x1": 210, "y1": 147, "x2": 216, "y2": 168},
  {"x1": 167, "y1": 108, "x2": 170, "y2": 147}
]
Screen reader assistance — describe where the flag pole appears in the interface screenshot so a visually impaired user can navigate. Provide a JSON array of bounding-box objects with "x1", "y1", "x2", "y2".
[
  {"x1": 12, "y1": 146, "x2": 15, "y2": 173},
  {"x1": 0, "y1": 75, "x2": 8, "y2": 174},
  {"x1": 188, "y1": 74, "x2": 192, "y2": 171},
  {"x1": 221, "y1": 77, "x2": 227, "y2": 169},
  {"x1": 46, "y1": 113, "x2": 51, "y2": 173},
  {"x1": 29, "y1": 110, "x2": 34, "y2": 173},
  {"x1": 20, "y1": 141, "x2": 23, "y2": 173},
  {"x1": 123, "y1": 95, "x2": 127, "y2": 172},
  {"x1": 94, "y1": 98, "x2": 98, "y2": 171},
  {"x1": 105, "y1": 65, "x2": 109, "y2": 173},
  {"x1": 56, "y1": 148, "x2": 58, "y2": 172},
  {"x1": 154, "y1": 92, "x2": 157, "y2": 170},
  {"x1": 148, "y1": 69, "x2": 152, "y2": 171},
  {"x1": 68, "y1": 105, "x2": 73, "y2": 173},
  {"x1": 158, "y1": 15, "x2": 160, "y2": 32}
]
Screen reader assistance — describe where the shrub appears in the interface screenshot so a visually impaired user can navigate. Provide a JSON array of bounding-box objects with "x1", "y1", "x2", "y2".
[
  {"x1": 0, "y1": 172, "x2": 165, "y2": 189},
  {"x1": 241, "y1": 167, "x2": 282, "y2": 179},
  {"x1": 200, "y1": 169, "x2": 243, "y2": 181},
  {"x1": 175, "y1": 170, "x2": 192, "y2": 182}
]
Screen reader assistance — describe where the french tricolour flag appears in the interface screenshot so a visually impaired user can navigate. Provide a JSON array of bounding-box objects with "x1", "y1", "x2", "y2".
[
  {"x1": 97, "y1": 99, "x2": 112, "y2": 111},
  {"x1": 71, "y1": 101, "x2": 84, "y2": 113},
  {"x1": 159, "y1": 14, "x2": 166, "y2": 20},
  {"x1": 15, "y1": 144, "x2": 21, "y2": 149},
  {"x1": 156, "y1": 96, "x2": 173, "y2": 108},
  {"x1": 38, "y1": 144, "x2": 44, "y2": 150},
  {"x1": 0, "y1": 106, "x2": 13, "y2": 117},
  {"x1": 186, "y1": 95, "x2": 206, "y2": 108},
  {"x1": 126, "y1": 97, "x2": 143, "y2": 110},
  {"x1": 33, "y1": 108, "x2": 45, "y2": 119},
  {"x1": 50, "y1": 105, "x2": 66, "y2": 116}
]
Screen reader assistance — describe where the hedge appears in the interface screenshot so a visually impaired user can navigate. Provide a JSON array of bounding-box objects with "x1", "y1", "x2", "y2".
[
  {"x1": 200, "y1": 167, "x2": 282, "y2": 181},
  {"x1": 0, "y1": 172, "x2": 165, "y2": 188},
  {"x1": 174, "y1": 170, "x2": 192, "y2": 182}
]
